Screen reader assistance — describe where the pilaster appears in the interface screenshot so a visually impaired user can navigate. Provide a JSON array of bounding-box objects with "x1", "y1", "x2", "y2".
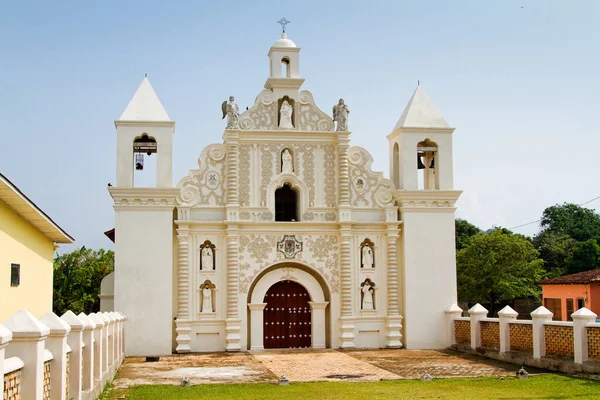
[
  {"x1": 225, "y1": 131, "x2": 240, "y2": 222},
  {"x1": 385, "y1": 223, "x2": 402, "y2": 348},
  {"x1": 175, "y1": 224, "x2": 191, "y2": 353},
  {"x1": 225, "y1": 226, "x2": 241, "y2": 351},
  {"x1": 339, "y1": 225, "x2": 355, "y2": 348},
  {"x1": 337, "y1": 132, "x2": 351, "y2": 206}
]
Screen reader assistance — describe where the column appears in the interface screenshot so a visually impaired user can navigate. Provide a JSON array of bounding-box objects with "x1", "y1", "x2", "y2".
[
  {"x1": 572, "y1": 307, "x2": 597, "y2": 364},
  {"x1": 444, "y1": 303, "x2": 463, "y2": 347},
  {"x1": 40, "y1": 312, "x2": 71, "y2": 400},
  {"x1": 225, "y1": 227, "x2": 241, "y2": 351},
  {"x1": 77, "y1": 313, "x2": 96, "y2": 391},
  {"x1": 309, "y1": 302, "x2": 329, "y2": 349},
  {"x1": 468, "y1": 303, "x2": 488, "y2": 350},
  {"x1": 175, "y1": 224, "x2": 192, "y2": 353},
  {"x1": 3, "y1": 310, "x2": 49, "y2": 400},
  {"x1": 531, "y1": 306, "x2": 553, "y2": 360},
  {"x1": 385, "y1": 224, "x2": 403, "y2": 348},
  {"x1": 498, "y1": 305, "x2": 518, "y2": 353},
  {"x1": 61, "y1": 311, "x2": 84, "y2": 400},
  {"x1": 0, "y1": 324, "x2": 12, "y2": 400},
  {"x1": 87, "y1": 314, "x2": 104, "y2": 385},
  {"x1": 339, "y1": 228, "x2": 355, "y2": 348},
  {"x1": 248, "y1": 303, "x2": 267, "y2": 351}
]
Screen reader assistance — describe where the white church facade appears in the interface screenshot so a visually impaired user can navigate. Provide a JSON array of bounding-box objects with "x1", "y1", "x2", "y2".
[{"x1": 107, "y1": 32, "x2": 462, "y2": 356}]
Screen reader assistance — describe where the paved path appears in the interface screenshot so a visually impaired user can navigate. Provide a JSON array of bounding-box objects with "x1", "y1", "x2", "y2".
[{"x1": 111, "y1": 349, "x2": 525, "y2": 388}]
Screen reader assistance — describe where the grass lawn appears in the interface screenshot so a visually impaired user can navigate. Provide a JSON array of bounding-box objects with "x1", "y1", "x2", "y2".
[{"x1": 104, "y1": 374, "x2": 600, "y2": 399}]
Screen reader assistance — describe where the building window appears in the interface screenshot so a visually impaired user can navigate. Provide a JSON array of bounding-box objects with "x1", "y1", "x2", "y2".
[
  {"x1": 577, "y1": 298, "x2": 585, "y2": 310},
  {"x1": 566, "y1": 298, "x2": 574, "y2": 321},
  {"x1": 275, "y1": 183, "x2": 298, "y2": 222},
  {"x1": 544, "y1": 298, "x2": 562, "y2": 321},
  {"x1": 10, "y1": 263, "x2": 20, "y2": 287}
]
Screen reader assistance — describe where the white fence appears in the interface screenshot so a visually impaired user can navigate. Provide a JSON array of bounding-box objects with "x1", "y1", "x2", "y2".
[{"x1": 1, "y1": 309, "x2": 126, "y2": 400}]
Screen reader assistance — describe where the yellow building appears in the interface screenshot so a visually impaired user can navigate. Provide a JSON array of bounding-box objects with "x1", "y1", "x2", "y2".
[{"x1": 0, "y1": 173, "x2": 73, "y2": 322}]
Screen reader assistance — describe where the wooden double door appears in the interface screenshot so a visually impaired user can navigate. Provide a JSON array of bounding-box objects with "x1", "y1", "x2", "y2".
[{"x1": 263, "y1": 280, "x2": 312, "y2": 348}]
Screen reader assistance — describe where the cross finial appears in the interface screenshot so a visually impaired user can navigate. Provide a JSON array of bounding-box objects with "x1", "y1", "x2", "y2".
[{"x1": 277, "y1": 17, "x2": 291, "y2": 33}]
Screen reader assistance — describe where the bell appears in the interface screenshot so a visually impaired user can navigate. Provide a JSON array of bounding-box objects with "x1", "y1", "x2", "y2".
[
  {"x1": 135, "y1": 153, "x2": 144, "y2": 170},
  {"x1": 417, "y1": 153, "x2": 426, "y2": 169},
  {"x1": 429, "y1": 157, "x2": 435, "y2": 169}
]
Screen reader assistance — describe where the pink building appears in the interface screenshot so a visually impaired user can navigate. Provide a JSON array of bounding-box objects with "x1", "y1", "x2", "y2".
[{"x1": 539, "y1": 269, "x2": 600, "y2": 321}]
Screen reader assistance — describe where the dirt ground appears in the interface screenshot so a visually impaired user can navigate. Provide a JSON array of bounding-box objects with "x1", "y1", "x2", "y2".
[{"x1": 111, "y1": 349, "x2": 537, "y2": 388}]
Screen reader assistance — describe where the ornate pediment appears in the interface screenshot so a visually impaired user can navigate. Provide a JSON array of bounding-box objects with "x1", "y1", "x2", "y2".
[
  {"x1": 239, "y1": 89, "x2": 333, "y2": 132},
  {"x1": 176, "y1": 144, "x2": 227, "y2": 208},
  {"x1": 348, "y1": 147, "x2": 396, "y2": 208}
]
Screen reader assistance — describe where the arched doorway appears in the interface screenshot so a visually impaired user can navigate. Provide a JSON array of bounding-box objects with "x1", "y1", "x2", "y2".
[{"x1": 263, "y1": 280, "x2": 311, "y2": 349}]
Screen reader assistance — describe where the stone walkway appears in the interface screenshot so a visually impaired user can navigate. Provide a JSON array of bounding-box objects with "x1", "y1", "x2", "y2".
[{"x1": 111, "y1": 349, "x2": 528, "y2": 388}]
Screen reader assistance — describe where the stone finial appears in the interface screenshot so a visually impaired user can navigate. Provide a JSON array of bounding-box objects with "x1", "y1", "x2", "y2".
[
  {"x1": 445, "y1": 303, "x2": 463, "y2": 313},
  {"x1": 103, "y1": 312, "x2": 116, "y2": 323},
  {"x1": 468, "y1": 303, "x2": 488, "y2": 316},
  {"x1": 61, "y1": 310, "x2": 85, "y2": 330},
  {"x1": 498, "y1": 305, "x2": 519, "y2": 317},
  {"x1": 421, "y1": 372, "x2": 433, "y2": 382},
  {"x1": 78, "y1": 313, "x2": 97, "y2": 330},
  {"x1": 530, "y1": 306, "x2": 553, "y2": 319},
  {"x1": 40, "y1": 312, "x2": 71, "y2": 336},
  {"x1": 96, "y1": 312, "x2": 110, "y2": 325},
  {"x1": 4, "y1": 310, "x2": 50, "y2": 337},
  {"x1": 87, "y1": 313, "x2": 105, "y2": 327},
  {"x1": 114, "y1": 311, "x2": 128, "y2": 321},
  {"x1": 0, "y1": 323, "x2": 13, "y2": 345},
  {"x1": 571, "y1": 307, "x2": 597, "y2": 320}
]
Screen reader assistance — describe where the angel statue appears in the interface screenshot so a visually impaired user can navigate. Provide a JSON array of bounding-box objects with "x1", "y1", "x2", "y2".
[
  {"x1": 221, "y1": 96, "x2": 239, "y2": 129},
  {"x1": 332, "y1": 98, "x2": 350, "y2": 131}
]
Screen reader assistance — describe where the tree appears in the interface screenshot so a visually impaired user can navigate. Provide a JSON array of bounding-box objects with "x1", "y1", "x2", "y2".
[
  {"x1": 53, "y1": 247, "x2": 114, "y2": 316},
  {"x1": 533, "y1": 231, "x2": 576, "y2": 276},
  {"x1": 566, "y1": 239, "x2": 600, "y2": 274},
  {"x1": 457, "y1": 229, "x2": 545, "y2": 315},
  {"x1": 539, "y1": 203, "x2": 600, "y2": 243},
  {"x1": 455, "y1": 219, "x2": 482, "y2": 251}
]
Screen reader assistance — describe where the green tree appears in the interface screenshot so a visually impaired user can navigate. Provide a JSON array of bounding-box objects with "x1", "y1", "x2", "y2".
[
  {"x1": 566, "y1": 239, "x2": 600, "y2": 274},
  {"x1": 539, "y1": 203, "x2": 600, "y2": 243},
  {"x1": 455, "y1": 219, "x2": 482, "y2": 251},
  {"x1": 457, "y1": 229, "x2": 545, "y2": 315},
  {"x1": 53, "y1": 247, "x2": 114, "y2": 315},
  {"x1": 532, "y1": 231, "x2": 576, "y2": 276}
]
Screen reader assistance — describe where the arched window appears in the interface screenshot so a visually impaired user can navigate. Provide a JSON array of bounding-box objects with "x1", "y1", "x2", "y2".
[
  {"x1": 275, "y1": 183, "x2": 298, "y2": 222},
  {"x1": 393, "y1": 142, "x2": 399, "y2": 187},
  {"x1": 417, "y1": 139, "x2": 438, "y2": 190},
  {"x1": 133, "y1": 134, "x2": 157, "y2": 187},
  {"x1": 281, "y1": 57, "x2": 290, "y2": 78}
]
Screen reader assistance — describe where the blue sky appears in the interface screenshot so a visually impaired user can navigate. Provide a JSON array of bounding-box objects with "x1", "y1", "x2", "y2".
[{"x1": 1, "y1": 1, "x2": 599, "y2": 251}]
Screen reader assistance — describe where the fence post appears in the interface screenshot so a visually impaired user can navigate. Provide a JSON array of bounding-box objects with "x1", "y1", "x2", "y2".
[
  {"x1": 87, "y1": 313, "x2": 105, "y2": 387},
  {"x1": 3, "y1": 310, "x2": 50, "y2": 400},
  {"x1": 469, "y1": 304, "x2": 488, "y2": 350},
  {"x1": 61, "y1": 311, "x2": 84, "y2": 400},
  {"x1": 77, "y1": 313, "x2": 96, "y2": 391},
  {"x1": 103, "y1": 313, "x2": 115, "y2": 368},
  {"x1": 0, "y1": 324, "x2": 13, "y2": 400},
  {"x1": 572, "y1": 307, "x2": 597, "y2": 364},
  {"x1": 531, "y1": 306, "x2": 553, "y2": 360},
  {"x1": 40, "y1": 312, "x2": 71, "y2": 400},
  {"x1": 444, "y1": 303, "x2": 463, "y2": 347},
  {"x1": 109, "y1": 312, "x2": 120, "y2": 364},
  {"x1": 117, "y1": 312, "x2": 127, "y2": 355},
  {"x1": 96, "y1": 313, "x2": 110, "y2": 377},
  {"x1": 498, "y1": 305, "x2": 518, "y2": 354}
]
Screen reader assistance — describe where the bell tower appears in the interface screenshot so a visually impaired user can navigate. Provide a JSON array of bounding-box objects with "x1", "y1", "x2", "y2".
[
  {"x1": 388, "y1": 85, "x2": 462, "y2": 349},
  {"x1": 264, "y1": 28, "x2": 305, "y2": 100}
]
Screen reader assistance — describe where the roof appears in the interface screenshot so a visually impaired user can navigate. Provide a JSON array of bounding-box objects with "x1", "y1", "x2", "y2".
[
  {"x1": 104, "y1": 228, "x2": 115, "y2": 243},
  {"x1": 272, "y1": 32, "x2": 296, "y2": 48},
  {"x1": 0, "y1": 173, "x2": 74, "y2": 244},
  {"x1": 538, "y1": 269, "x2": 600, "y2": 285},
  {"x1": 393, "y1": 85, "x2": 450, "y2": 130},
  {"x1": 118, "y1": 77, "x2": 171, "y2": 122}
]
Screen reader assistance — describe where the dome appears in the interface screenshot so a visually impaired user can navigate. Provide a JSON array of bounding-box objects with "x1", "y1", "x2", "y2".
[{"x1": 272, "y1": 33, "x2": 296, "y2": 48}]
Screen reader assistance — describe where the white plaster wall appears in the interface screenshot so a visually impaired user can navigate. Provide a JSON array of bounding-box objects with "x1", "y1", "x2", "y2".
[
  {"x1": 114, "y1": 208, "x2": 174, "y2": 356},
  {"x1": 99, "y1": 272, "x2": 114, "y2": 312},
  {"x1": 401, "y1": 210, "x2": 457, "y2": 349}
]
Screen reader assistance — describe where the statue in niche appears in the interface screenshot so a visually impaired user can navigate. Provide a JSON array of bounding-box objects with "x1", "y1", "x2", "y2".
[
  {"x1": 221, "y1": 96, "x2": 239, "y2": 129},
  {"x1": 332, "y1": 98, "x2": 350, "y2": 131},
  {"x1": 201, "y1": 283, "x2": 213, "y2": 313},
  {"x1": 281, "y1": 149, "x2": 293, "y2": 173},
  {"x1": 361, "y1": 280, "x2": 375, "y2": 310},
  {"x1": 362, "y1": 245, "x2": 374, "y2": 268},
  {"x1": 200, "y1": 242, "x2": 215, "y2": 270},
  {"x1": 279, "y1": 100, "x2": 294, "y2": 129}
]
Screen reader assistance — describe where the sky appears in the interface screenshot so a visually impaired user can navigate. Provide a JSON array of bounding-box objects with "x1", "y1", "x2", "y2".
[{"x1": 1, "y1": 1, "x2": 599, "y2": 252}]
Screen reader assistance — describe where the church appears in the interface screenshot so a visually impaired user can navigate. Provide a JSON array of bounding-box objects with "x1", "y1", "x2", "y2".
[{"x1": 107, "y1": 29, "x2": 462, "y2": 356}]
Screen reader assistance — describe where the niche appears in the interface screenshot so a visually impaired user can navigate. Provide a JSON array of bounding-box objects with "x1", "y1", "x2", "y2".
[
  {"x1": 200, "y1": 280, "x2": 216, "y2": 313},
  {"x1": 360, "y1": 239, "x2": 375, "y2": 268},
  {"x1": 200, "y1": 240, "x2": 216, "y2": 271},
  {"x1": 360, "y1": 278, "x2": 376, "y2": 310},
  {"x1": 277, "y1": 96, "x2": 295, "y2": 129}
]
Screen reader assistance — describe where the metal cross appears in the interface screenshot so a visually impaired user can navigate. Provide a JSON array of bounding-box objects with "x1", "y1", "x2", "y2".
[{"x1": 277, "y1": 17, "x2": 291, "y2": 33}]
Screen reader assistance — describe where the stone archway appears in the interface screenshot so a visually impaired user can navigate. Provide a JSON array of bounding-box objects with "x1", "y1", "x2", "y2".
[{"x1": 247, "y1": 264, "x2": 329, "y2": 350}]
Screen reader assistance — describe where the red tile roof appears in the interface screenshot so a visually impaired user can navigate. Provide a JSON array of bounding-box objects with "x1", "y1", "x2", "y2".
[{"x1": 538, "y1": 269, "x2": 600, "y2": 285}]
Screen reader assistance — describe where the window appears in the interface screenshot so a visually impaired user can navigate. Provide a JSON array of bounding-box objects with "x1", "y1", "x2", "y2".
[
  {"x1": 577, "y1": 298, "x2": 585, "y2": 310},
  {"x1": 566, "y1": 299, "x2": 574, "y2": 321},
  {"x1": 544, "y1": 298, "x2": 562, "y2": 321},
  {"x1": 10, "y1": 263, "x2": 20, "y2": 287},
  {"x1": 275, "y1": 183, "x2": 298, "y2": 222}
]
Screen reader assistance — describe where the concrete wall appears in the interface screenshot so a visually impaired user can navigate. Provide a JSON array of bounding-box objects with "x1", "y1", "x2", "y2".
[
  {"x1": 0, "y1": 200, "x2": 55, "y2": 322},
  {"x1": 114, "y1": 207, "x2": 174, "y2": 356}
]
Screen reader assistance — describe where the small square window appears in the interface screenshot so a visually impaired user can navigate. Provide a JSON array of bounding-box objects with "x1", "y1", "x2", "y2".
[{"x1": 11, "y1": 263, "x2": 20, "y2": 287}]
